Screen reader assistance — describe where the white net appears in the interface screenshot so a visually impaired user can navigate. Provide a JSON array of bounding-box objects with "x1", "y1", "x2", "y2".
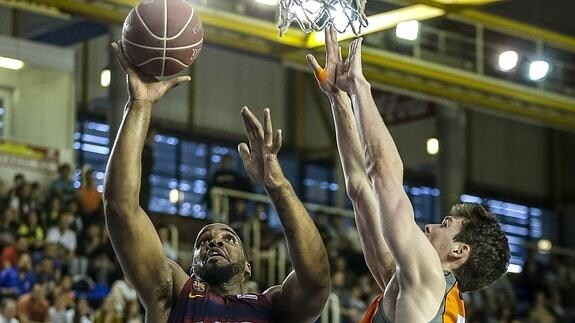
[{"x1": 278, "y1": 0, "x2": 368, "y2": 36}]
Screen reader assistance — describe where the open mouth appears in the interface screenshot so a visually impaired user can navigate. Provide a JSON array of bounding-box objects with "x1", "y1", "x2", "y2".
[{"x1": 206, "y1": 249, "x2": 227, "y2": 260}]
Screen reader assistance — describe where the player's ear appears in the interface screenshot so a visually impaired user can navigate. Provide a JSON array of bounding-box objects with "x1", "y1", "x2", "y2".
[
  {"x1": 244, "y1": 262, "x2": 252, "y2": 278},
  {"x1": 451, "y1": 243, "x2": 470, "y2": 260}
]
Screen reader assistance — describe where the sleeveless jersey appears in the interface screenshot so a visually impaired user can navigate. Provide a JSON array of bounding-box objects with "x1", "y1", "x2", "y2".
[
  {"x1": 167, "y1": 276, "x2": 274, "y2": 323},
  {"x1": 361, "y1": 272, "x2": 465, "y2": 323}
]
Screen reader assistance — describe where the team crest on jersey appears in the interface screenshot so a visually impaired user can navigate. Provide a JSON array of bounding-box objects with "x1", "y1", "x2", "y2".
[
  {"x1": 193, "y1": 280, "x2": 206, "y2": 292},
  {"x1": 237, "y1": 294, "x2": 258, "y2": 300}
]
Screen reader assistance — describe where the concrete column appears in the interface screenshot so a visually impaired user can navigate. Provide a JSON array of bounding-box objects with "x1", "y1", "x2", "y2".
[
  {"x1": 108, "y1": 27, "x2": 128, "y2": 142},
  {"x1": 436, "y1": 104, "x2": 466, "y2": 221}
]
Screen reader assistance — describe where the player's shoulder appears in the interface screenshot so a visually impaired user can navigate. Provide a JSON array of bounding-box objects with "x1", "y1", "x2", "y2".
[{"x1": 261, "y1": 284, "x2": 282, "y2": 304}]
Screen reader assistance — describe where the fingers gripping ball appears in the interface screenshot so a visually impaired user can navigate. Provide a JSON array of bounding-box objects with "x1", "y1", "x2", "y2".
[{"x1": 122, "y1": 0, "x2": 204, "y2": 77}]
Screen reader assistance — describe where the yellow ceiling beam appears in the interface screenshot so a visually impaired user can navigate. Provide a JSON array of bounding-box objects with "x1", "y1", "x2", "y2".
[
  {"x1": 306, "y1": 4, "x2": 445, "y2": 48},
  {"x1": 431, "y1": 0, "x2": 501, "y2": 4},
  {"x1": 453, "y1": 10, "x2": 575, "y2": 52},
  {"x1": 403, "y1": 0, "x2": 575, "y2": 52},
  {"x1": 285, "y1": 49, "x2": 575, "y2": 129}
]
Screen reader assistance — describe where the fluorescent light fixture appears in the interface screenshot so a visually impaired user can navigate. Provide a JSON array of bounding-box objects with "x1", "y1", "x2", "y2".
[
  {"x1": 528, "y1": 60, "x2": 550, "y2": 81},
  {"x1": 426, "y1": 137, "x2": 439, "y2": 155},
  {"x1": 396, "y1": 20, "x2": 420, "y2": 41},
  {"x1": 0, "y1": 55, "x2": 24, "y2": 70},
  {"x1": 497, "y1": 50, "x2": 519, "y2": 72},
  {"x1": 100, "y1": 68, "x2": 111, "y2": 88},
  {"x1": 255, "y1": 0, "x2": 279, "y2": 5}
]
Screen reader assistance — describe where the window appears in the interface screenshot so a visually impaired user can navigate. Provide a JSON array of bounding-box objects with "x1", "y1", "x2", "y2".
[
  {"x1": 149, "y1": 134, "x2": 179, "y2": 215},
  {"x1": 73, "y1": 121, "x2": 110, "y2": 192},
  {"x1": 405, "y1": 184, "x2": 440, "y2": 224},
  {"x1": 460, "y1": 194, "x2": 545, "y2": 273}
]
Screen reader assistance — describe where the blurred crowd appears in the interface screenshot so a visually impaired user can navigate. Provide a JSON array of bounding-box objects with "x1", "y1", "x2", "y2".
[
  {"x1": 0, "y1": 166, "x2": 144, "y2": 323},
  {"x1": 2, "y1": 164, "x2": 575, "y2": 323}
]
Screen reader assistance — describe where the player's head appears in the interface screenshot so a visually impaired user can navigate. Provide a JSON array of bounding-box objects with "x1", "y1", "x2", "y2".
[
  {"x1": 191, "y1": 223, "x2": 251, "y2": 286},
  {"x1": 425, "y1": 202, "x2": 509, "y2": 292}
]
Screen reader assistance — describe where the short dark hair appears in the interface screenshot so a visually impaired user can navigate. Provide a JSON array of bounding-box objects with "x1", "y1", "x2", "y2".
[{"x1": 451, "y1": 203, "x2": 510, "y2": 292}]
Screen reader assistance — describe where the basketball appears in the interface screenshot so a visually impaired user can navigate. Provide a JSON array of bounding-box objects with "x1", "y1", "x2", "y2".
[{"x1": 121, "y1": 0, "x2": 204, "y2": 77}]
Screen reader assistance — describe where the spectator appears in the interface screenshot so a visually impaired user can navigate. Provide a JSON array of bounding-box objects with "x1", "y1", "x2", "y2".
[
  {"x1": 34, "y1": 257, "x2": 59, "y2": 296},
  {"x1": 0, "y1": 253, "x2": 35, "y2": 297},
  {"x1": 157, "y1": 225, "x2": 177, "y2": 261},
  {"x1": 6, "y1": 174, "x2": 25, "y2": 201},
  {"x1": 43, "y1": 197, "x2": 62, "y2": 228},
  {"x1": 65, "y1": 199, "x2": 83, "y2": 235},
  {"x1": 72, "y1": 223, "x2": 104, "y2": 276},
  {"x1": 16, "y1": 281, "x2": 50, "y2": 323},
  {"x1": 49, "y1": 164, "x2": 76, "y2": 203},
  {"x1": 93, "y1": 297, "x2": 121, "y2": 323},
  {"x1": 48, "y1": 294, "x2": 68, "y2": 323},
  {"x1": 9, "y1": 183, "x2": 38, "y2": 219},
  {"x1": 0, "y1": 297, "x2": 19, "y2": 323},
  {"x1": 107, "y1": 279, "x2": 137, "y2": 313},
  {"x1": 123, "y1": 300, "x2": 143, "y2": 323},
  {"x1": 0, "y1": 208, "x2": 19, "y2": 250},
  {"x1": 76, "y1": 167, "x2": 102, "y2": 225},
  {"x1": 17, "y1": 211, "x2": 44, "y2": 250},
  {"x1": 66, "y1": 298, "x2": 93, "y2": 323},
  {"x1": 528, "y1": 290, "x2": 556, "y2": 323},
  {"x1": 1, "y1": 236, "x2": 29, "y2": 270},
  {"x1": 204, "y1": 154, "x2": 253, "y2": 212},
  {"x1": 0, "y1": 179, "x2": 8, "y2": 211},
  {"x1": 46, "y1": 212, "x2": 77, "y2": 256}
]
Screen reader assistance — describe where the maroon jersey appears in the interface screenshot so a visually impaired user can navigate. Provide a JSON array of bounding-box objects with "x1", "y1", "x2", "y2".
[{"x1": 167, "y1": 276, "x2": 274, "y2": 323}]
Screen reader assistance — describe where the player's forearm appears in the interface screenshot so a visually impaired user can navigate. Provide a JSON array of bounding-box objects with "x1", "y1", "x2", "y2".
[
  {"x1": 103, "y1": 99, "x2": 153, "y2": 211},
  {"x1": 266, "y1": 181, "x2": 330, "y2": 290},
  {"x1": 329, "y1": 91, "x2": 369, "y2": 194},
  {"x1": 348, "y1": 80, "x2": 404, "y2": 183},
  {"x1": 330, "y1": 89, "x2": 396, "y2": 286}
]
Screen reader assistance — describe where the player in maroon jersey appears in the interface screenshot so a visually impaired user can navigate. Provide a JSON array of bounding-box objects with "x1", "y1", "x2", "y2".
[{"x1": 103, "y1": 41, "x2": 331, "y2": 323}]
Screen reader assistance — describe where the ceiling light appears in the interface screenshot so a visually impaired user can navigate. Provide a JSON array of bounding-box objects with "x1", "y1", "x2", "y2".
[
  {"x1": 0, "y1": 56, "x2": 24, "y2": 70},
  {"x1": 100, "y1": 68, "x2": 111, "y2": 88},
  {"x1": 497, "y1": 50, "x2": 519, "y2": 72},
  {"x1": 396, "y1": 20, "x2": 420, "y2": 41},
  {"x1": 528, "y1": 60, "x2": 550, "y2": 81},
  {"x1": 426, "y1": 137, "x2": 439, "y2": 155}
]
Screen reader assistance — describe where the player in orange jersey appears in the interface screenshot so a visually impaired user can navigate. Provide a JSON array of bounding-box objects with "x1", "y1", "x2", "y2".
[{"x1": 308, "y1": 26, "x2": 510, "y2": 323}]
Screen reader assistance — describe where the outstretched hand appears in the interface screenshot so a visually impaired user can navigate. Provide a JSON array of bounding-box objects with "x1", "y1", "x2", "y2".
[
  {"x1": 111, "y1": 41, "x2": 190, "y2": 104},
  {"x1": 238, "y1": 107, "x2": 286, "y2": 190},
  {"x1": 306, "y1": 26, "x2": 366, "y2": 95}
]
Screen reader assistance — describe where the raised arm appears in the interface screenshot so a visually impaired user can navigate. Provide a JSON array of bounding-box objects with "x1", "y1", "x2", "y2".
[
  {"x1": 338, "y1": 38, "x2": 444, "y2": 288},
  {"x1": 306, "y1": 26, "x2": 395, "y2": 290},
  {"x1": 103, "y1": 42, "x2": 190, "y2": 309},
  {"x1": 238, "y1": 108, "x2": 330, "y2": 323}
]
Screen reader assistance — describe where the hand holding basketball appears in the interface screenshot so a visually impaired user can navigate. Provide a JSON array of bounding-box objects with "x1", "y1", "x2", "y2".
[{"x1": 112, "y1": 41, "x2": 190, "y2": 104}]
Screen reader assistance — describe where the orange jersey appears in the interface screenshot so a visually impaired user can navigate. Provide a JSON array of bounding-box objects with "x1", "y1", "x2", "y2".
[{"x1": 361, "y1": 272, "x2": 465, "y2": 323}]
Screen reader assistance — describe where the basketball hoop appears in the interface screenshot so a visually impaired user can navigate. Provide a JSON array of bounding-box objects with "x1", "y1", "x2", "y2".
[{"x1": 278, "y1": 0, "x2": 368, "y2": 36}]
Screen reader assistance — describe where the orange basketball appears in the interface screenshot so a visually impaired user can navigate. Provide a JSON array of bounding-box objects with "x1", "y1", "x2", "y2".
[{"x1": 122, "y1": 0, "x2": 204, "y2": 77}]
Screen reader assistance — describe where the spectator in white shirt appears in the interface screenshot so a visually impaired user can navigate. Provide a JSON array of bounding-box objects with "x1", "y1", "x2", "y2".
[
  {"x1": 46, "y1": 212, "x2": 77, "y2": 254},
  {"x1": 0, "y1": 298, "x2": 19, "y2": 323}
]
